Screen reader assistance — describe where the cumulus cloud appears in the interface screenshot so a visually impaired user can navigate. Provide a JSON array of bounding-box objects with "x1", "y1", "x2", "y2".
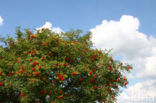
[
  {"x1": 138, "y1": 54, "x2": 156, "y2": 78},
  {"x1": 90, "y1": 15, "x2": 156, "y2": 103},
  {"x1": 90, "y1": 15, "x2": 156, "y2": 79},
  {"x1": 0, "y1": 16, "x2": 3, "y2": 26},
  {"x1": 90, "y1": 15, "x2": 152, "y2": 59},
  {"x1": 36, "y1": 21, "x2": 63, "y2": 34},
  {"x1": 117, "y1": 80, "x2": 156, "y2": 103}
]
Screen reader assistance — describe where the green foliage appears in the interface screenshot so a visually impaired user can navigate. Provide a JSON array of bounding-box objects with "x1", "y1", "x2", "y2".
[{"x1": 0, "y1": 28, "x2": 132, "y2": 103}]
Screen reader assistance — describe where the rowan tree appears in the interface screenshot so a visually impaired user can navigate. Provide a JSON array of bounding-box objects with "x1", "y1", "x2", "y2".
[{"x1": 0, "y1": 28, "x2": 132, "y2": 103}]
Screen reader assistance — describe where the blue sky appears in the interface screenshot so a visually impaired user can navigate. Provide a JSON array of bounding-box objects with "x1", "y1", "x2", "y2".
[
  {"x1": 1, "y1": 0, "x2": 156, "y2": 103},
  {"x1": 0, "y1": 0, "x2": 156, "y2": 37}
]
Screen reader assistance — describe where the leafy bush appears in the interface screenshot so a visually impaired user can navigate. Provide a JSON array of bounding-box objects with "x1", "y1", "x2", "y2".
[{"x1": 0, "y1": 28, "x2": 132, "y2": 103}]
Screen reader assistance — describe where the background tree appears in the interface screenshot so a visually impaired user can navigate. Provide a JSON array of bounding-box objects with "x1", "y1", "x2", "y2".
[{"x1": 0, "y1": 28, "x2": 132, "y2": 103}]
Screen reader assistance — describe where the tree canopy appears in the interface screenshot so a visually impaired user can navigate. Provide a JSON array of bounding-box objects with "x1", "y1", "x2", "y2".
[{"x1": 0, "y1": 28, "x2": 132, "y2": 103}]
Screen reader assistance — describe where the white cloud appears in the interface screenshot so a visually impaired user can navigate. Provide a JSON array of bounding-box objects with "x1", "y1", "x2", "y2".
[
  {"x1": 90, "y1": 15, "x2": 152, "y2": 59},
  {"x1": 138, "y1": 54, "x2": 156, "y2": 78},
  {"x1": 0, "y1": 16, "x2": 3, "y2": 26},
  {"x1": 117, "y1": 80, "x2": 156, "y2": 103},
  {"x1": 36, "y1": 21, "x2": 63, "y2": 34},
  {"x1": 90, "y1": 15, "x2": 156, "y2": 103},
  {"x1": 90, "y1": 15, "x2": 156, "y2": 79}
]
